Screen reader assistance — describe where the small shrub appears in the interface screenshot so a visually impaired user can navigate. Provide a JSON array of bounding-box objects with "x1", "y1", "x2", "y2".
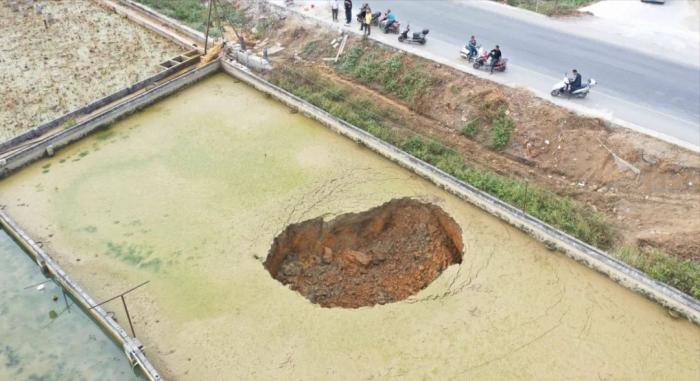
[
  {"x1": 302, "y1": 40, "x2": 320, "y2": 56},
  {"x1": 491, "y1": 112, "x2": 514, "y2": 150},
  {"x1": 461, "y1": 119, "x2": 479, "y2": 138},
  {"x1": 338, "y1": 47, "x2": 363, "y2": 73}
]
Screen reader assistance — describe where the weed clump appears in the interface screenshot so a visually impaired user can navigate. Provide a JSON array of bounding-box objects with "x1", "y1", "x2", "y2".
[
  {"x1": 490, "y1": 112, "x2": 515, "y2": 150},
  {"x1": 461, "y1": 119, "x2": 479, "y2": 139},
  {"x1": 615, "y1": 247, "x2": 700, "y2": 299}
]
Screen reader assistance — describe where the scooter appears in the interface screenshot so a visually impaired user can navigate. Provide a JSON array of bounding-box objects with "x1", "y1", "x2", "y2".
[
  {"x1": 357, "y1": 11, "x2": 381, "y2": 25},
  {"x1": 472, "y1": 50, "x2": 507, "y2": 72},
  {"x1": 379, "y1": 18, "x2": 400, "y2": 34},
  {"x1": 398, "y1": 24, "x2": 429, "y2": 45},
  {"x1": 551, "y1": 76, "x2": 596, "y2": 98},
  {"x1": 459, "y1": 45, "x2": 483, "y2": 63}
]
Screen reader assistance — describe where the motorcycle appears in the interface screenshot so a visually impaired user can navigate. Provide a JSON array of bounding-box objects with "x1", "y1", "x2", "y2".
[
  {"x1": 379, "y1": 17, "x2": 400, "y2": 34},
  {"x1": 357, "y1": 11, "x2": 381, "y2": 26},
  {"x1": 380, "y1": 19, "x2": 400, "y2": 33},
  {"x1": 459, "y1": 44, "x2": 483, "y2": 63},
  {"x1": 472, "y1": 50, "x2": 507, "y2": 72},
  {"x1": 398, "y1": 24, "x2": 429, "y2": 45},
  {"x1": 551, "y1": 76, "x2": 596, "y2": 98}
]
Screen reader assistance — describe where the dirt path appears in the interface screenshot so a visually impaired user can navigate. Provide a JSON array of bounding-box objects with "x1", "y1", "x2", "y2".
[{"x1": 0, "y1": 0, "x2": 181, "y2": 141}]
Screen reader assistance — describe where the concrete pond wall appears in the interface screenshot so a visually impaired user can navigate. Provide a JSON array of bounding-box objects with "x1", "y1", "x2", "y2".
[{"x1": 0, "y1": 73, "x2": 697, "y2": 380}]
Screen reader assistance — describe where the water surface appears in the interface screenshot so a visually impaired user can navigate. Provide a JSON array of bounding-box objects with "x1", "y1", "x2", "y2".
[
  {"x1": 0, "y1": 73, "x2": 698, "y2": 380},
  {"x1": 0, "y1": 230, "x2": 141, "y2": 381}
]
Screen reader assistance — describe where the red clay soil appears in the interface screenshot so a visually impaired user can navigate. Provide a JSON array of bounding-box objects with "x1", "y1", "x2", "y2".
[{"x1": 264, "y1": 198, "x2": 464, "y2": 308}]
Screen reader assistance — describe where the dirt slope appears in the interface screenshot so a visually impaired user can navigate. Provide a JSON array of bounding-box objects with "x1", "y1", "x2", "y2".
[{"x1": 253, "y1": 14, "x2": 699, "y2": 262}]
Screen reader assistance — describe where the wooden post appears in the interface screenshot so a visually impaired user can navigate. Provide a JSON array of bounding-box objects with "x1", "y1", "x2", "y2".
[{"x1": 204, "y1": 0, "x2": 215, "y2": 54}]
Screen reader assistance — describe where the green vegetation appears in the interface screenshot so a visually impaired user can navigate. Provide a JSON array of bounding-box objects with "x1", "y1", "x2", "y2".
[
  {"x1": 135, "y1": 0, "x2": 247, "y2": 34},
  {"x1": 336, "y1": 47, "x2": 441, "y2": 110},
  {"x1": 490, "y1": 111, "x2": 515, "y2": 150},
  {"x1": 302, "y1": 40, "x2": 320, "y2": 56},
  {"x1": 461, "y1": 119, "x2": 479, "y2": 138},
  {"x1": 269, "y1": 66, "x2": 612, "y2": 250},
  {"x1": 615, "y1": 247, "x2": 700, "y2": 299},
  {"x1": 501, "y1": 0, "x2": 595, "y2": 16}
]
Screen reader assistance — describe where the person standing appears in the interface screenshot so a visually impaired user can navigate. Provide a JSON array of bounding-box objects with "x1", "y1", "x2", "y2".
[
  {"x1": 364, "y1": 8, "x2": 372, "y2": 36},
  {"x1": 330, "y1": 0, "x2": 339, "y2": 22},
  {"x1": 344, "y1": 0, "x2": 352, "y2": 25}
]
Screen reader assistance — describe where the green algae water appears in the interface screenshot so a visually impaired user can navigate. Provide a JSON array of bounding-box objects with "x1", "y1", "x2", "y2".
[
  {"x1": 0, "y1": 230, "x2": 141, "y2": 381},
  {"x1": 0, "y1": 73, "x2": 698, "y2": 380}
]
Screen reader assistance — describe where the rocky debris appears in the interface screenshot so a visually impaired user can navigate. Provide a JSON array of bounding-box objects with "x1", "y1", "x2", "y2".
[{"x1": 265, "y1": 198, "x2": 463, "y2": 308}]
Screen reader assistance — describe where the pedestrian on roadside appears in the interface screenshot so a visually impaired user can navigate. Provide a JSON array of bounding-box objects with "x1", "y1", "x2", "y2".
[
  {"x1": 330, "y1": 0, "x2": 339, "y2": 22},
  {"x1": 344, "y1": 0, "x2": 352, "y2": 25},
  {"x1": 364, "y1": 8, "x2": 372, "y2": 36}
]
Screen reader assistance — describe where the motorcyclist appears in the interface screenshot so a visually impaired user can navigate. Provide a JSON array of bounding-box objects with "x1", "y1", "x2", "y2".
[
  {"x1": 568, "y1": 69, "x2": 582, "y2": 93},
  {"x1": 382, "y1": 9, "x2": 396, "y2": 32},
  {"x1": 489, "y1": 45, "x2": 501, "y2": 74},
  {"x1": 466, "y1": 35, "x2": 478, "y2": 59}
]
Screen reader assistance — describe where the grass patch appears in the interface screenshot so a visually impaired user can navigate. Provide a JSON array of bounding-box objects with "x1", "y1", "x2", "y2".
[
  {"x1": 335, "y1": 46, "x2": 439, "y2": 110},
  {"x1": 462, "y1": 119, "x2": 479, "y2": 139},
  {"x1": 614, "y1": 247, "x2": 700, "y2": 299},
  {"x1": 135, "y1": 0, "x2": 247, "y2": 34},
  {"x1": 501, "y1": 0, "x2": 595, "y2": 16},
  {"x1": 490, "y1": 111, "x2": 515, "y2": 150},
  {"x1": 302, "y1": 40, "x2": 320, "y2": 56}
]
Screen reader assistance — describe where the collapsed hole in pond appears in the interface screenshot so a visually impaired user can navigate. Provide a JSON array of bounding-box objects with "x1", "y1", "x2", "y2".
[{"x1": 264, "y1": 198, "x2": 464, "y2": 308}]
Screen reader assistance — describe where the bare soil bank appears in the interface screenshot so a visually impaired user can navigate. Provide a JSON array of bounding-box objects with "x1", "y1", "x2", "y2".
[
  {"x1": 265, "y1": 198, "x2": 463, "y2": 308},
  {"x1": 0, "y1": 0, "x2": 181, "y2": 141},
  {"x1": 251, "y1": 12, "x2": 699, "y2": 263}
]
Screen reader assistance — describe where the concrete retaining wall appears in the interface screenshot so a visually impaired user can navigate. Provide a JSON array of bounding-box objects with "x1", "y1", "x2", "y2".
[
  {"x1": 0, "y1": 210, "x2": 162, "y2": 381},
  {"x1": 221, "y1": 59, "x2": 700, "y2": 324},
  {"x1": 0, "y1": 54, "x2": 200, "y2": 156},
  {"x1": 0, "y1": 61, "x2": 220, "y2": 178}
]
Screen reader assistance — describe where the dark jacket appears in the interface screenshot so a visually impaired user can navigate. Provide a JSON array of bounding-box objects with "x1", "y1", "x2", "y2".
[
  {"x1": 571, "y1": 73, "x2": 582, "y2": 89},
  {"x1": 344, "y1": 0, "x2": 352, "y2": 10},
  {"x1": 489, "y1": 48, "x2": 501, "y2": 61}
]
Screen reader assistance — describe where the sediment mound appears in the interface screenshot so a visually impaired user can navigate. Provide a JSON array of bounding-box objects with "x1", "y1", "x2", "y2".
[{"x1": 265, "y1": 198, "x2": 463, "y2": 308}]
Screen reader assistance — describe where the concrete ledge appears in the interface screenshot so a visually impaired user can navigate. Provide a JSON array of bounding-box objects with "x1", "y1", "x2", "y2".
[
  {"x1": 221, "y1": 59, "x2": 700, "y2": 324},
  {"x1": 0, "y1": 60, "x2": 220, "y2": 178},
  {"x1": 0, "y1": 210, "x2": 162, "y2": 381},
  {"x1": 0, "y1": 54, "x2": 199, "y2": 156}
]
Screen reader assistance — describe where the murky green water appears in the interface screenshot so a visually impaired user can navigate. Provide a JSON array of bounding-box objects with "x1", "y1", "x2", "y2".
[
  {"x1": 0, "y1": 73, "x2": 698, "y2": 380},
  {"x1": 0, "y1": 230, "x2": 141, "y2": 381}
]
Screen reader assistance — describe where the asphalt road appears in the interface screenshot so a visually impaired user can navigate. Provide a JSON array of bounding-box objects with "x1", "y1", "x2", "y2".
[{"x1": 360, "y1": 0, "x2": 700, "y2": 149}]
